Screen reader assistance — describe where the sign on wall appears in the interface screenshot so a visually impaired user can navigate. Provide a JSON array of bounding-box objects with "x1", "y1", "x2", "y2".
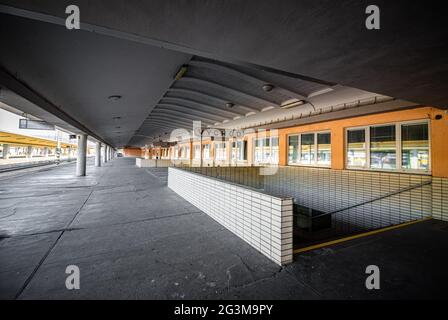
[{"x1": 19, "y1": 119, "x2": 55, "y2": 130}]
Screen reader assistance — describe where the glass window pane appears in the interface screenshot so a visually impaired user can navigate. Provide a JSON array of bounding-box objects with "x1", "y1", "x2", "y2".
[
  {"x1": 288, "y1": 136, "x2": 299, "y2": 164},
  {"x1": 370, "y1": 125, "x2": 396, "y2": 169},
  {"x1": 242, "y1": 141, "x2": 248, "y2": 160},
  {"x1": 215, "y1": 142, "x2": 226, "y2": 160},
  {"x1": 203, "y1": 144, "x2": 210, "y2": 159},
  {"x1": 271, "y1": 137, "x2": 279, "y2": 164},
  {"x1": 347, "y1": 129, "x2": 366, "y2": 167},
  {"x1": 231, "y1": 142, "x2": 237, "y2": 161},
  {"x1": 236, "y1": 141, "x2": 246, "y2": 161},
  {"x1": 317, "y1": 133, "x2": 331, "y2": 166},
  {"x1": 194, "y1": 145, "x2": 201, "y2": 159},
  {"x1": 401, "y1": 123, "x2": 429, "y2": 170},
  {"x1": 254, "y1": 138, "x2": 262, "y2": 162},
  {"x1": 300, "y1": 133, "x2": 315, "y2": 164}
]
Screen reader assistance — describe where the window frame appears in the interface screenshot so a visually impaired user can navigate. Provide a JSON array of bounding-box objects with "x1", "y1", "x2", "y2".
[
  {"x1": 253, "y1": 136, "x2": 279, "y2": 165},
  {"x1": 214, "y1": 141, "x2": 227, "y2": 161},
  {"x1": 287, "y1": 130, "x2": 332, "y2": 168},
  {"x1": 231, "y1": 140, "x2": 248, "y2": 162},
  {"x1": 202, "y1": 144, "x2": 211, "y2": 160},
  {"x1": 345, "y1": 120, "x2": 431, "y2": 174},
  {"x1": 193, "y1": 144, "x2": 201, "y2": 160}
]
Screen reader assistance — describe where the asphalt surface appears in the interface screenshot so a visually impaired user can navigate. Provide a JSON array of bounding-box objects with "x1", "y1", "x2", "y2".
[{"x1": 1, "y1": 157, "x2": 447, "y2": 299}]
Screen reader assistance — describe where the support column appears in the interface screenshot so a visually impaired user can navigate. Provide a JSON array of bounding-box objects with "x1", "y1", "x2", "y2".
[
  {"x1": 27, "y1": 146, "x2": 33, "y2": 159},
  {"x1": 103, "y1": 145, "x2": 108, "y2": 163},
  {"x1": 95, "y1": 142, "x2": 102, "y2": 167},
  {"x1": 76, "y1": 134, "x2": 87, "y2": 177},
  {"x1": 2, "y1": 144, "x2": 9, "y2": 159}
]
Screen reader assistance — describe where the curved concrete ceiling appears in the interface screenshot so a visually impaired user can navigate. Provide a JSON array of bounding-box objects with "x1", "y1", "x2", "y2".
[
  {"x1": 0, "y1": 0, "x2": 446, "y2": 108},
  {"x1": 0, "y1": 12, "x2": 191, "y2": 147},
  {"x1": 130, "y1": 56, "x2": 403, "y2": 146},
  {"x1": 0, "y1": 1, "x2": 443, "y2": 148}
]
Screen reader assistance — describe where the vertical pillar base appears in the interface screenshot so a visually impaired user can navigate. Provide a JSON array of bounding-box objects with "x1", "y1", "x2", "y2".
[{"x1": 76, "y1": 134, "x2": 87, "y2": 176}]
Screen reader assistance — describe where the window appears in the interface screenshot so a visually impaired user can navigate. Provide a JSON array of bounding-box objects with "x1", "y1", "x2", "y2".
[
  {"x1": 254, "y1": 137, "x2": 278, "y2": 164},
  {"x1": 300, "y1": 134, "x2": 315, "y2": 164},
  {"x1": 288, "y1": 136, "x2": 299, "y2": 164},
  {"x1": 347, "y1": 129, "x2": 366, "y2": 168},
  {"x1": 193, "y1": 145, "x2": 201, "y2": 160},
  {"x1": 317, "y1": 133, "x2": 331, "y2": 165},
  {"x1": 231, "y1": 141, "x2": 247, "y2": 161},
  {"x1": 401, "y1": 123, "x2": 429, "y2": 170},
  {"x1": 214, "y1": 142, "x2": 227, "y2": 161},
  {"x1": 180, "y1": 146, "x2": 190, "y2": 159},
  {"x1": 346, "y1": 121, "x2": 430, "y2": 172},
  {"x1": 179, "y1": 146, "x2": 184, "y2": 159},
  {"x1": 172, "y1": 146, "x2": 178, "y2": 159},
  {"x1": 370, "y1": 125, "x2": 396, "y2": 169},
  {"x1": 288, "y1": 131, "x2": 331, "y2": 167},
  {"x1": 203, "y1": 144, "x2": 210, "y2": 160}
]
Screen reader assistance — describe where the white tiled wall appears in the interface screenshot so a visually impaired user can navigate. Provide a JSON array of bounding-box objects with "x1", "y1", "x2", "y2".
[
  {"x1": 136, "y1": 158, "x2": 172, "y2": 167},
  {"x1": 168, "y1": 168, "x2": 293, "y2": 265}
]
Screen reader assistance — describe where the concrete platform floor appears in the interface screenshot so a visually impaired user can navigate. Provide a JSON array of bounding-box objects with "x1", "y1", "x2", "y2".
[{"x1": 1, "y1": 157, "x2": 447, "y2": 299}]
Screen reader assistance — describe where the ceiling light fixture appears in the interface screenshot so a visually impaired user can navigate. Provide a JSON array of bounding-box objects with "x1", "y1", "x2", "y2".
[
  {"x1": 108, "y1": 95, "x2": 122, "y2": 101},
  {"x1": 262, "y1": 84, "x2": 274, "y2": 92},
  {"x1": 226, "y1": 102, "x2": 234, "y2": 108},
  {"x1": 280, "y1": 99, "x2": 306, "y2": 109},
  {"x1": 174, "y1": 65, "x2": 188, "y2": 80}
]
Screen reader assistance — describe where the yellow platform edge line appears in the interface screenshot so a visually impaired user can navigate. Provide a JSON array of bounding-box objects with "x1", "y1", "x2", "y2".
[{"x1": 293, "y1": 216, "x2": 432, "y2": 255}]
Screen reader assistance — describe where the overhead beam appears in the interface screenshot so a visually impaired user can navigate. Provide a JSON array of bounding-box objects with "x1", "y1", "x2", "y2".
[
  {"x1": 155, "y1": 103, "x2": 228, "y2": 121},
  {"x1": 152, "y1": 108, "x2": 224, "y2": 123},
  {"x1": 160, "y1": 97, "x2": 247, "y2": 116},
  {"x1": 147, "y1": 117, "x2": 213, "y2": 128},
  {"x1": 142, "y1": 121, "x2": 190, "y2": 135},
  {"x1": 180, "y1": 76, "x2": 280, "y2": 107},
  {"x1": 189, "y1": 59, "x2": 316, "y2": 100},
  {"x1": 142, "y1": 121, "x2": 193, "y2": 131},
  {"x1": 144, "y1": 116, "x2": 199, "y2": 127},
  {"x1": 167, "y1": 88, "x2": 260, "y2": 113}
]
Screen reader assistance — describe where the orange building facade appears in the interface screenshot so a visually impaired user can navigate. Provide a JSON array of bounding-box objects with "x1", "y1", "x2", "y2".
[{"x1": 141, "y1": 106, "x2": 446, "y2": 178}]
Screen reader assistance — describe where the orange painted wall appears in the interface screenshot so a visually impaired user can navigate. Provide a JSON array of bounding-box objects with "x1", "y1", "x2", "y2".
[
  {"x1": 123, "y1": 148, "x2": 143, "y2": 157},
  {"x1": 430, "y1": 109, "x2": 448, "y2": 177},
  {"x1": 276, "y1": 106, "x2": 447, "y2": 177},
  {"x1": 146, "y1": 106, "x2": 447, "y2": 177}
]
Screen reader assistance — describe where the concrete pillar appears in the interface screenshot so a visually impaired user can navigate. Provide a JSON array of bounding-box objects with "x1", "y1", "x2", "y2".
[
  {"x1": 2, "y1": 144, "x2": 9, "y2": 159},
  {"x1": 95, "y1": 142, "x2": 102, "y2": 167},
  {"x1": 76, "y1": 134, "x2": 87, "y2": 177},
  {"x1": 103, "y1": 145, "x2": 108, "y2": 163},
  {"x1": 27, "y1": 146, "x2": 33, "y2": 159}
]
